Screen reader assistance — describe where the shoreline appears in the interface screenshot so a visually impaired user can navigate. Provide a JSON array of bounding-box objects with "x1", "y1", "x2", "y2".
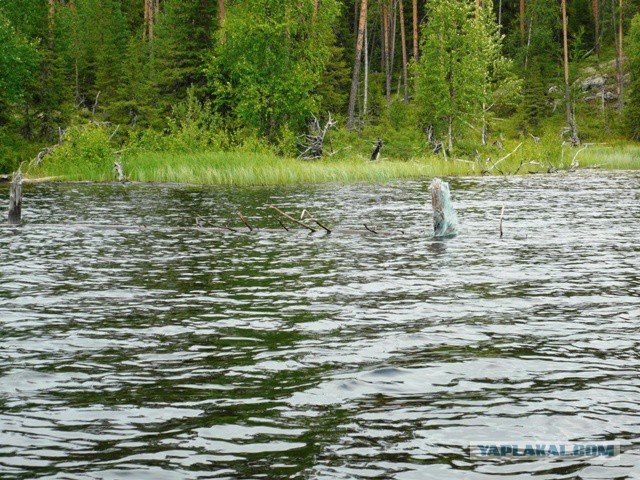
[
  {"x1": 2, "y1": 144, "x2": 637, "y2": 187},
  {"x1": 0, "y1": 166, "x2": 635, "y2": 189}
]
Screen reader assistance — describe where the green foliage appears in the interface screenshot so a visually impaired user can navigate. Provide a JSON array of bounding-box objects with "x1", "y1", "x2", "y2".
[
  {"x1": 47, "y1": 123, "x2": 115, "y2": 168},
  {"x1": 413, "y1": 0, "x2": 505, "y2": 150},
  {"x1": 152, "y1": 0, "x2": 216, "y2": 114},
  {"x1": 206, "y1": 0, "x2": 339, "y2": 141},
  {"x1": 625, "y1": 14, "x2": 640, "y2": 140},
  {"x1": 0, "y1": 9, "x2": 42, "y2": 110}
]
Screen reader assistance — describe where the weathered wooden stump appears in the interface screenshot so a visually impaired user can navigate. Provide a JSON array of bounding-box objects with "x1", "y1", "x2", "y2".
[
  {"x1": 8, "y1": 169, "x2": 22, "y2": 225},
  {"x1": 431, "y1": 178, "x2": 458, "y2": 238}
]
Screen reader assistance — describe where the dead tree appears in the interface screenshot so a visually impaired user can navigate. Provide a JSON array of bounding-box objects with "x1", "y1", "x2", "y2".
[
  {"x1": 370, "y1": 138, "x2": 383, "y2": 161},
  {"x1": 426, "y1": 125, "x2": 444, "y2": 154},
  {"x1": 298, "y1": 114, "x2": 337, "y2": 160},
  {"x1": 8, "y1": 168, "x2": 22, "y2": 225}
]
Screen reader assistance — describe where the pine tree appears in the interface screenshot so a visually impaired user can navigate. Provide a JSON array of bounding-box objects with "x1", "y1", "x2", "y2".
[{"x1": 153, "y1": 0, "x2": 216, "y2": 115}]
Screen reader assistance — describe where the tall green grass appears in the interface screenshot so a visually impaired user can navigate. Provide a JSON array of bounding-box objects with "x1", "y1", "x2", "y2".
[
  {"x1": 577, "y1": 145, "x2": 640, "y2": 170},
  {"x1": 25, "y1": 142, "x2": 639, "y2": 186},
  {"x1": 28, "y1": 150, "x2": 480, "y2": 185}
]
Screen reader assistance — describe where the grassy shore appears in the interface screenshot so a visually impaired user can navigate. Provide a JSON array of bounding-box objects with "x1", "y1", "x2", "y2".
[{"x1": 23, "y1": 143, "x2": 639, "y2": 186}]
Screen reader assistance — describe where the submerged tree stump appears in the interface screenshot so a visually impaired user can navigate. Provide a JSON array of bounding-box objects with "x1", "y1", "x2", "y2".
[
  {"x1": 8, "y1": 169, "x2": 22, "y2": 225},
  {"x1": 431, "y1": 178, "x2": 458, "y2": 238}
]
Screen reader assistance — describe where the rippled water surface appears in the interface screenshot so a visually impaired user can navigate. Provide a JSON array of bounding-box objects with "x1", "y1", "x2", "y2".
[{"x1": 1, "y1": 172, "x2": 639, "y2": 479}]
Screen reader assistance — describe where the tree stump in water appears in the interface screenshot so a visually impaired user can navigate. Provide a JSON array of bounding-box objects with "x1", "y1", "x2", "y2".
[
  {"x1": 431, "y1": 178, "x2": 458, "y2": 238},
  {"x1": 8, "y1": 169, "x2": 22, "y2": 225}
]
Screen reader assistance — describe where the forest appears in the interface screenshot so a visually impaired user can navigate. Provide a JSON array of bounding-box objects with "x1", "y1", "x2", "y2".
[{"x1": 1, "y1": 0, "x2": 639, "y2": 181}]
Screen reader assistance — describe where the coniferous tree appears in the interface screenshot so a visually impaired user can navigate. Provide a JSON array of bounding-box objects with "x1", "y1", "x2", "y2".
[{"x1": 153, "y1": 0, "x2": 216, "y2": 116}]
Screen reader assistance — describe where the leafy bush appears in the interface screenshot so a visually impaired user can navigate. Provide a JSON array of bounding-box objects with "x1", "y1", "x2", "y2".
[{"x1": 45, "y1": 124, "x2": 115, "y2": 170}]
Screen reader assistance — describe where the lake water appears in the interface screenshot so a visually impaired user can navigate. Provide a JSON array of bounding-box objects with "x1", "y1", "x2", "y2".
[{"x1": 1, "y1": 172, "x2": 639, "y2": 479}]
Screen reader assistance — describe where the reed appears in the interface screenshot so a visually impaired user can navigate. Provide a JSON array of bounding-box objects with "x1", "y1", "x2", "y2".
[{"x1": 25, "y1": 143, "x2": 638, "y2": 186}]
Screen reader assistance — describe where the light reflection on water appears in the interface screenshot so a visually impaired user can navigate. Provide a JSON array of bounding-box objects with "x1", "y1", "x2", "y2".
[{"x1": 1, "y1": 172, "x2": 639, "y2": 479}]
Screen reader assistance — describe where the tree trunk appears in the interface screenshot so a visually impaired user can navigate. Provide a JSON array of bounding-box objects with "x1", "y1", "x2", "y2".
[
  {"x1": 412, "y1": 0, "x2": 418, "y2": 61},
  {"x1": 347, "y1": 0, "x2": 368, "y2": 131},
  {"x1": 562, "y1": 0, "x2": 579, "y2": 143},
  {"x1": 8, "y1": 169, "x2": 22, "y2": 226},
  {"x1": 48, "y1": 0, "x2": 55, "y2": 50},
  {"x1": 313, "y1": 0, "x2": 319, "y2": 23},
  {"x1": 399, "y1": 0, "x2": 409, "y2": 102},
  {"x1": 218, "y1": 0, "x2": 225, "y2": 27},
  {"x1": 618, "y1": 0, "x2": 623, "y2": 108},
  {"x1": 70, "y1": 0, "x2": 79, "y2": 103},
  {"x1": 612, "y1": 0, "x2": 621, "y2": 106},
  {"x1": 382, "y1": 0, "x2": 391, "y2": 104},
  {"x1": 593, "y1": 0, "x2": 600, "y2": 53},
  {"x1": 520, "y1": 0, "x2": 525, "y2": 44},
  {"x1": 364, "y1": 21, "x2": 369, "y2": 115},
  {"x1": 447, "y1": 114, "x2": 454, "y2": 153},
  {"x1": 390, "y1": 1, "x2": 397, "y2": 97}
]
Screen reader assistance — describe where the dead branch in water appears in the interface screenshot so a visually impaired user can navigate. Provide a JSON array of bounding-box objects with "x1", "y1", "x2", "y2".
[
  {"x1": 270, "y1": 205, "x2": 316, "y2": 232},
  {"x1": 195, "y1": 215, "x2": 238, "y2": 232},
  {"x1": 499, "y1": 205, "x2": 505, "y2": 238},
  {"x1": 300, "y1": 209, "x2": 331, "y2": 233},
  {"x1": 237, "y1": 212, "x2": 253, "y2": 231}
]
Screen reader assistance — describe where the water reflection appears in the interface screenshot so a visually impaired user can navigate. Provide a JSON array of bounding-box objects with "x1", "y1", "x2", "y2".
[{"x1": 1, "y1": 172, "x2": 639, "y2": 479}]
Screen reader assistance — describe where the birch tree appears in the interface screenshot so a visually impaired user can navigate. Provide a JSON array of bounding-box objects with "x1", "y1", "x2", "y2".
[{"x1": 414, "y1": 0, "x2": 504, "y2": 152}]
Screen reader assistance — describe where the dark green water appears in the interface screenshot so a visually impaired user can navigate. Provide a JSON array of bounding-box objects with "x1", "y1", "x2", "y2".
[{"x1": 1, "y1": 172, "x2": 639, "y2": 479}]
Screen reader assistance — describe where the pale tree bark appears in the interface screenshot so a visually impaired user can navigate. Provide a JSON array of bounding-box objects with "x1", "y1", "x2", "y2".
[
  {"x1": 562, "y1": 0, "x2": 579, "y2": 143},
  {"x1": 618, "y1": 0, "x2": 623, "y2": 107},
  {"x1": 412, "y1": 0, "x2": 418, "y2": 61},
  {"x1": 390, "y1": 0, "x2": 397, "y2": 97},
  {"x1": 399, "y1": 0, "x2": 409, "y2": 102},
  {"x1": 347, "y1": 0, "x2": 368, "y2": 131}
]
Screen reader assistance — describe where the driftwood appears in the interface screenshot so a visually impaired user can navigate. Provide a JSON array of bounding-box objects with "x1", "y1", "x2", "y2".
[
  {"x1": 8, "y1": 169, "x2": 22, "y2": 225},
  {"x1": 270, "y1": 205, "x2": 316, "y2": 232},
  {"x1": 298, "y1": 113, "x2": 337, "y2": 160},
  {"x1": 113, "y1": 159, "x2": 127, "y2": 182},
  {"x1": 499, "y1": 205, "x2": 505, "y2": 238},
  {"x1": 237, "y1": 212, "x2": 253, "y2": 231},
  {"x1": 300, "y1": 209, "x2": 331, "y2": 233}
]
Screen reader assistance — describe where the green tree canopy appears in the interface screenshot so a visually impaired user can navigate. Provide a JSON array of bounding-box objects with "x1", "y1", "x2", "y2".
[
  {"x1": 206, "y1": 0, "x2": 339, "y2": 141},
  {"x1": 413, "y1": 0, "x2": 503, "y2": 151}
]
